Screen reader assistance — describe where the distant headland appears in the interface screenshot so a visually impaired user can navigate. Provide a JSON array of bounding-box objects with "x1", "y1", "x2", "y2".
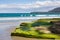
[
  {"x1": 31, "y1": 7, "x2": 60, "y2": 13},
  {"x1": 49, "y1": 7, "x2": 60, "y2": 12}
]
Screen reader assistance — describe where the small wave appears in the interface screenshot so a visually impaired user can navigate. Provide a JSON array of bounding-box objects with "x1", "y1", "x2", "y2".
[{"x1": 0, "y1": 16, "x2": 60, "y2": 20}]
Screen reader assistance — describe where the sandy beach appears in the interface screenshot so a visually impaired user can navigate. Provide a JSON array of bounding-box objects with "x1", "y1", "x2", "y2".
[
  {"x1": 12, "y1": 36, "x2": 60, "y2": 40},
  {"x1": 12, "y1": 36, "x2": 52, "y2": 40},
  {"x1": 12, "y1": 36, "x2": 39, "y2": 40}
]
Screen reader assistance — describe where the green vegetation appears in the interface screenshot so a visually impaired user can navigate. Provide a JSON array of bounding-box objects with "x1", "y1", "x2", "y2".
[
  {"x1": 20, "y1": 22, "x2": 32, "y2": 31},
  {"x1": 11, "y1": 18, "x2": 60, "y2": 39}
]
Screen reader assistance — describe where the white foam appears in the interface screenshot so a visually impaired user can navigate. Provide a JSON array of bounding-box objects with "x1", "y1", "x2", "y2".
[{"x1": 0, "y1": 16, "x2": 60, "y2": 20}]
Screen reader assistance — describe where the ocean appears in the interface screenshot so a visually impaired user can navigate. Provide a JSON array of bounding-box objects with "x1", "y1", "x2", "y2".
[
  {"x1": 0, "y1": 12, "x2": 60, "y2": 23},
  {"x1": 0, "y1": 12, "x2": 60, "y2": 17},
  {"x1": 0, "y1": 12, "x2": 60, "y2": 21}
]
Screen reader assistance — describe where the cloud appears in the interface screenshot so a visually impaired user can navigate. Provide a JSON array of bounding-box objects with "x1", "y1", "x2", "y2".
[
  {"x1": 0, "y1": 1, "x2": 60, "y2": 9},
  {"x1": 36, "y1": 1, "x2": 60, "y2": 6},
  {"x1": 0, "y1": 4, "x2": 41, "y2": 9},
  {"x1": 0, "y1": 0, "x2": 60, "y2": 12}
]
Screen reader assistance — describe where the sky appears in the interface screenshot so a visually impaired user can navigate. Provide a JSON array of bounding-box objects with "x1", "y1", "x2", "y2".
[{"x1": 0, "y1": 0, "x2": 60, "y2": 13}]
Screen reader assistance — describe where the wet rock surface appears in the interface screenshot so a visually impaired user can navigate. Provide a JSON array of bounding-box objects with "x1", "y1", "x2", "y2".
[{"x1": 48, "y1": 21, "x2": 60, "y2": 34}]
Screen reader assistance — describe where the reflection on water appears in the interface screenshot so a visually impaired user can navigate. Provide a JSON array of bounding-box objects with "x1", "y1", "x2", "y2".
[
  {"x1": 0, "y1": 20, "x2": 20, "y2": 40},
  {"x1": 0, "y1": 18, "x2": 36, "y2": 40}
]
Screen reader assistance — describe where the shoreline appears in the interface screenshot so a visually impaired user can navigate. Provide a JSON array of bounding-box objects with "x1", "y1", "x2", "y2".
[{"x1": 12, "y1": 36, "x2": 56, "y2": 40}]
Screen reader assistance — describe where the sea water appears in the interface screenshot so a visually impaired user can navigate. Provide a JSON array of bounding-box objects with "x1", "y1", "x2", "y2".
[
  {"x1": 0, "y1": 12, "x2": 60, "y2": 17},
  {"x1": 0, "y1": 12, "x2": 60, "y2": 40}
]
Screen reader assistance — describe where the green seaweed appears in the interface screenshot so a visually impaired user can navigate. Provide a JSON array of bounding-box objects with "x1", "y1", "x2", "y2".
[{"x1": 11, "y1": 18, "x2": 60, "y2": 39}]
